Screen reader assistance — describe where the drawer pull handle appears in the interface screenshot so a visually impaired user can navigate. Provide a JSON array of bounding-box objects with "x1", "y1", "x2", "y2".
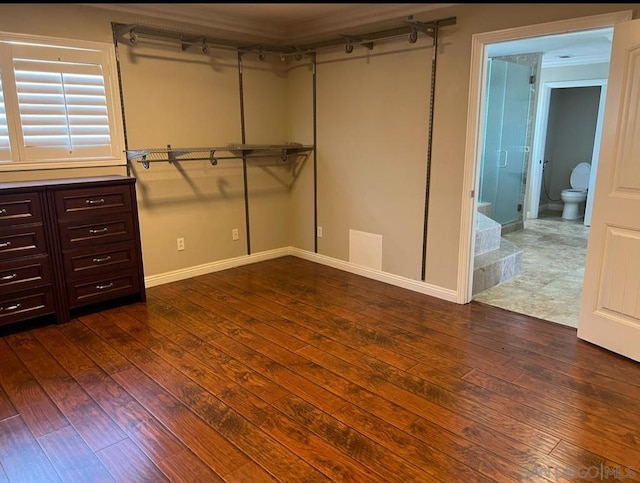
[
  {"x1": 96, "y1": 282, "x2": 114, "y2": 290},
  {"x1": 86, "y1": 198, "x2": 105, "y2": 206},
  {"x1": 0, "y1": 208, "x2": 6, "y2": 215},
  {"x1": 1, "y1": 273, "x2": 18, "y2": 281},
  {"x1": 0, "y1": 241, "x2": 11, "y2": 248},
  {"x1": 89, "y1": 227, "x2": 109, "y2": 235},
  {"x1": 92, "y1": 255, "x2": 112, "y2": 264},
  {"x1": 0, "y1": 303, "x2": 21, "y2": 312}
]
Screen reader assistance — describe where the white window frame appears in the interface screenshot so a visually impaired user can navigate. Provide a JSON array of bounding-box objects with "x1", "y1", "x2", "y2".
[{"x1": 0, "y1": 31, "x2": 125, "y2": 172}]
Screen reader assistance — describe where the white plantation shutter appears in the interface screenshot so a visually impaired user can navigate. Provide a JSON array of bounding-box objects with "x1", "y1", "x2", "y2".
[
  {"x1": 0, "y1": 36, "x2": 123, "y2": 166},
  {"x1": 0, "y1": 75, "x2": 11, "y2": 162},
  {"x1": 14, "y1": 60, "x2": 112, "y2": 160}
]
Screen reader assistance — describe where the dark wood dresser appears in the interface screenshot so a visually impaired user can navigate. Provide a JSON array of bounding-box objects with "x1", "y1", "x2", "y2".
[{"x1": 0, "y1": 175, "x2": 145, "y2": 329}]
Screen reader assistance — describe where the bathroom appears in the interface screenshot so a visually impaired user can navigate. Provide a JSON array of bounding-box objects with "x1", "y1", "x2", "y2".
[
  {"x1": 472, "y1": 27, "x2": 612, "y2": 326},
  {"x1": 539, "y1": 85, "x2": 602, "y2": 224}
]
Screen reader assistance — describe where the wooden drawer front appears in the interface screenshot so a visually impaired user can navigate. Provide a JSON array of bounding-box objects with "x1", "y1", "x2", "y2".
[
  {"x1": 0, "y1": 255, "x2": 51, "y2": 291},
  {"x1": 0, "y1": 224, "x2": 47, "y2": 260},
  {"x1": 63, "y1": 242, "x2": 137, "y2": 279},
  {"x1": 68, "y1": 270, "x2": 140, "y2": 309},
  {"x1": 59, "y1": 215, "x2": 134, "y2": 248},
  {"x1": 55, "y1": 184, "x2": 132, "y2": 219},
  {"x1": 0, "y1": 287, "x2": 55, "y2": 327},
  {"x1": 0, "y1": 192, "x2": 43, "y2": 227}
]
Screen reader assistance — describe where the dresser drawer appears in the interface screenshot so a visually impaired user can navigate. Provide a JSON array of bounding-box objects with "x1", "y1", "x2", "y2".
[
  {"x1": 59, "y1": 215, "x2": 135, "y2": 249},
  {"x1": 62, "y1": 242, "x2": 137, "y2": 279},
  {"x1": 54, "y1": 184, "x2": 133, "y2": 219},
  {"x1": 0, "y1": 255, "x2": 51, "y2": 291},
  {"x1": 0, "y1": 224, "x2": 47, "y2": 260},
  {"x1": 68, "y1": 270, "x2": 140, "y2": 309},
  {"x1": 0, "y1": 192, "x2": 43, "y2": 227},
  {"x1": 0, "y1": 287, "x2": 55, "y2": 327}
]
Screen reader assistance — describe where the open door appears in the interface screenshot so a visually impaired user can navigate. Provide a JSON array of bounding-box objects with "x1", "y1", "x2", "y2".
[{"x1": 578, "y1": 18, "x2": 640, "y2": 362}]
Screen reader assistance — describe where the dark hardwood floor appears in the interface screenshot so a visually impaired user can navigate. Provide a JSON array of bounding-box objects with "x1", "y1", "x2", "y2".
[{"x1": 1, "y1": 256, "x2": 639, "y2": 482}]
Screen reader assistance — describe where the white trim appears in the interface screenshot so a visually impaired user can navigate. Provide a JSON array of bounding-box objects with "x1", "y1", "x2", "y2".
[
  {"x1": 585, "y1": 80, "x2": 608, "y2": 226},
  {"x1": 144, "y1": 246, "x2": 458, "y2": 303},
  {"x1": 0, "y1": 159, "x2": 126, "y2": 172},
  {"x1": 458, "y1": 10, "x2": 633, "y2": 305},
  {"x1": 144, "y1": 247, "x2": 291, "y2": 288},
  {"x1": 289, "y1": 248, "x2": 458, "y2": 303}
]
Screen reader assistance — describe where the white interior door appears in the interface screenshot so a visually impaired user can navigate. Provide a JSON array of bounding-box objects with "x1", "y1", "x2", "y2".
[{"x1": 578, "y1": 18, "x2": 640, "y2": 362}]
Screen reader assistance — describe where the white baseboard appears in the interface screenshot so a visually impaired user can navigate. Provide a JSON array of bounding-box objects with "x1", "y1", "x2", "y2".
[
  {"x1": 145, "y1": 246, "x2": 458, "y2": 303},
  {"x1": 144, "y1": 247, "x2": 290, "y2": 287},
  {"x1": 289, "y1": 248, "x2": 458, "y2": 303}
]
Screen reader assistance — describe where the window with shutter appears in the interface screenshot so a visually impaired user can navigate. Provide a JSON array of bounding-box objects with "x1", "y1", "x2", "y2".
[
  {"x1": 0, "y1": 74, "x2": 11, "y2": 162},
  {"x1": 0, "y1": 33, "x2": 124, "y2": 170}
]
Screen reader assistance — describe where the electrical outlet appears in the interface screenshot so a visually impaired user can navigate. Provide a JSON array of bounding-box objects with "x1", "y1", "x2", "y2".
[
  {"x1": 317, "y1": 226, "x2": 323, "y2": 238},
  {"x1": 177, "y1": 237, "x2": 185, "y2": 251},
  {"x1": 232, "y1": 228, "x2": 239, "y2": 241}
]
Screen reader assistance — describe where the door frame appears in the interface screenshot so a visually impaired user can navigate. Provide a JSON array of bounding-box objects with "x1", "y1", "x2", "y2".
[
  {"x1": 457, "y1": 10, "x2": 633, "y2": 304},
  {"x1": 527, "y1": 79, "x2": 608, "y2": 223}
]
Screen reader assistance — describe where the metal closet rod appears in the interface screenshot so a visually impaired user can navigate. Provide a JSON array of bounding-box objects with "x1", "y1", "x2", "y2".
[{"x1": 112, "y1": 16, "x2": 456, "y2": 59}]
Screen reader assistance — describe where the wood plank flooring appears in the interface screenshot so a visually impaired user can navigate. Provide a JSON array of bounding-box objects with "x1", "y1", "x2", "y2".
[{"x1": 1, "y1": 255, "x2": 639, "y2": 482}]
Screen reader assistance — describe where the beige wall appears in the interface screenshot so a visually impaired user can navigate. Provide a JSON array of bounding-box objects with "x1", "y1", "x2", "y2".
[
  {"x1": 286, "y1": 63, "x2": 315, "y2": 252},
  {"x1": 1, "y1": 3, "x2": 638, "y2": 292},
  {"x1": 314, "y1": 42, "x2": 431, "y2": 280},
  {"x1": 242, "y1": 59, "x2": 291, "y2": 253}
]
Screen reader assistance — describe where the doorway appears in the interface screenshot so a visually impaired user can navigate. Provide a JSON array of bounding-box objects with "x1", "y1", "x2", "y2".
[
  {"x1": 528, "y1": 79, "x2": 608, "y2": 226},
  {"x1": 472, "y1": 36, "x2": 611, "y2": 326},
  {"x1": 458, "y1": 11, "x2": 633, "y2": 316}
]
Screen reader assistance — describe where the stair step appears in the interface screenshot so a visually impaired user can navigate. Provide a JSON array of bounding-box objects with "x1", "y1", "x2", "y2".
[
  {"x1": 473, "y1": 238, "x2": 523, "y2": 295},
  {"x1": 475, "y1": 212, "x2": 501, "y2": 256},
  {"x1": 478, "y1": 201, "x2": 492, "y2": 217}
]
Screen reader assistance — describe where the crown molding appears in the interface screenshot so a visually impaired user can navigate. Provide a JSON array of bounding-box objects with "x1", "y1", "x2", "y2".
[
  {"x1": 542, "y1": 52, "x2": 611, "y2": 68},
  {"x1": 82, "y1": 3, "x2": 454, "y2": 44},
  {"x1": 285, "y1": 4, "x2": 455, "y2": 43}
]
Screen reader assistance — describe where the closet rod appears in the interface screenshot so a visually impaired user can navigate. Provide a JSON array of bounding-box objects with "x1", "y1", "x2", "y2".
[{"x1": 113, "y1": 16, "x2": 456, "y2": 59}]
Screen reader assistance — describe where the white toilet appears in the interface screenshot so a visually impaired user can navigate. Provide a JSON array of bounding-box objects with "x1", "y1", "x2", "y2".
[{"x1": 561, "y1": 162, "x2": 591, "y2": 220}]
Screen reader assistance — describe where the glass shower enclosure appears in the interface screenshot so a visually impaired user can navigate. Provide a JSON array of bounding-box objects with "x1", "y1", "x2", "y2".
[{"x1": 479, "y1": 58, "x2": 533, "y2": 227}]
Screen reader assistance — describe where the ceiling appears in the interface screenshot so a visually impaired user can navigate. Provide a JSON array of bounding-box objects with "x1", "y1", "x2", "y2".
[
  {"x1": 89, "y1": 4, "x2": 613, "y2": 66},
  {"x1": 489, "y1": 27, "x2": 613, "y2": 68}
]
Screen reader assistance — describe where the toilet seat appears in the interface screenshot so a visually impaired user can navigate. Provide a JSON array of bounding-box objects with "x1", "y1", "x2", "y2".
[
  {"x1": 561, "y1": 162, "x2": 591, "y2": 220},
  {"x1": 569, "y1": 162, "x2": 591, "y2": 190}
]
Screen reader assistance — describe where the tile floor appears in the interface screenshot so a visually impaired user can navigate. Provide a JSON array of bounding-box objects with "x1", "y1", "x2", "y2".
[{"x1": 473, "y1": 210, "x2": 590, "y2": 328}]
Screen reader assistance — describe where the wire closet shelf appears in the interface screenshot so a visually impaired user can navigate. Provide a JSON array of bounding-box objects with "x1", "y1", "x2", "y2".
[{"x1": 125, "y1": 144, "x2": 315, "y2": 169}]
